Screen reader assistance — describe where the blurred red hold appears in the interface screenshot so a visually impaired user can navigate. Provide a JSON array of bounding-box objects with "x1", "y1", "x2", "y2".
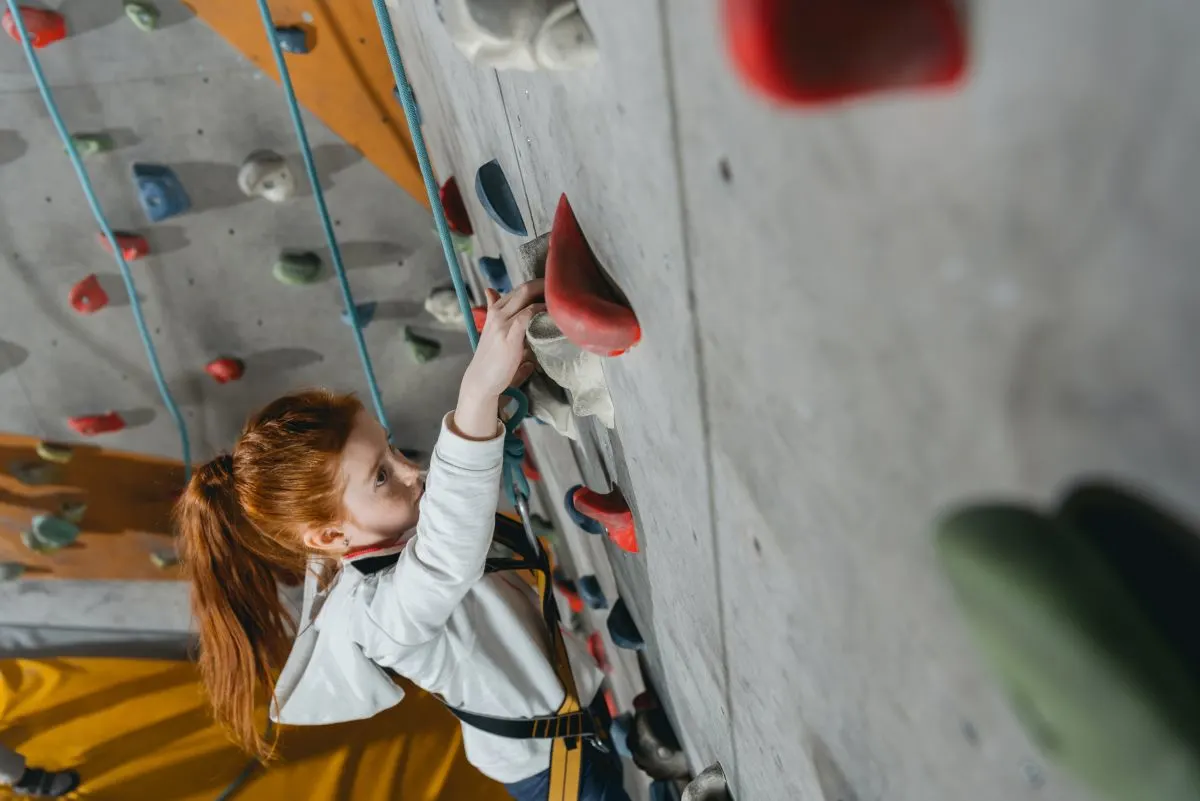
[
  {"x1": 69, "y1": 274, "x2": 108, "y2": 315},
  {"x1": 546, "y1": 195, "x2": 641, "y2": 356},
  {"x1": 205, "y1": 357, "x2": 245, "y2": 384},
  {"x1": 2, "y1": 6, "x2": 67, "y2": 48},
  {"x1": 572, "y1": 486, "x2": 639, "y2": 553},
  {"x1": 519, "y1": 431, "x2": 541, "y2": 480},
  {"x1": 471, "y1": 306, "x2": 488, "y2": 332},
  {"x1": 555, "y1": 578, "x2": 584, "y2": 614},
  {"x1": 724, "y1": 0, "x2": 967, "y2": 106},
  {"x1": 439, "y1": 176, "x2": 473, "y2": 236},
  {"x1": 98, "y1": 232, "x2": 150, "y2": 262},
  {"x1": 68, "y1": 412, "x2": 125, "y2": 436},
  {"x1": 603, "y1": 687, "x2": 619, "y2": 719},
  {"x1": 588, "y1": 632, "x2": 610, "y2": 673}
]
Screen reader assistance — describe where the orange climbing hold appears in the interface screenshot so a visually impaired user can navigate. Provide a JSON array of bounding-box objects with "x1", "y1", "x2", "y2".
[
  {"x1": 440, "y1": 176, "x2": 473, "y2": 236},
  {"x1": 723, "y1": 0, "x2": 967, "y2": 106},
  {"x1": 205, "y1": 357, "x2": 245, "y2": 384},
  {"x1": 471, "y1": 305, "x2": 488, "y2": 332},
  {"x1": 98, "y1": 232, "x2": 150, "y2": 262},
  {"x1": 571, "y1": 486, "x2": 639, "y2": 553},
  {"x1": 69, "y1": 274, "x2": 108, "y2": 315},
  {"x1": 68, "y1": 412, "x2": 125, "y2": 436},
  {"x1": 2, "y1": 6, "x2": 67, "y2": 48},
  {"x1": 546, "y1": 195, "x2": 641, "y2": 356}
]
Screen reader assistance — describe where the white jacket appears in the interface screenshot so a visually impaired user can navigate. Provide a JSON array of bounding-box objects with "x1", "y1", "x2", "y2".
[{"x1": 272, "y1": 414, "x2": 604, "y2": 784}]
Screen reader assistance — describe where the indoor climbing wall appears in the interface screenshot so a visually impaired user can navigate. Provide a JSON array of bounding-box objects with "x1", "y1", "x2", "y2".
[{"x1": 383, "y1": 0, "x2": 1200, "y2": 800}]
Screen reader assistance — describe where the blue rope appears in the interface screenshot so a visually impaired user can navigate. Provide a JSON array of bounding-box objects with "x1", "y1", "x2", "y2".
[
  {"x1": 4, "y1": 0, "x2": 193, "y2": 480},
  {"x1": 253, "y1": 0, "x2": 390, "y2": 432}
]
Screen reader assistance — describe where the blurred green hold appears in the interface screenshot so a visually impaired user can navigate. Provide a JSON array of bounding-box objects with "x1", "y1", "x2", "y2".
[
  {"x1": 0, "y1": 563, "x2": 24, "y2": 582},
  {"x1": 36, "y1": 440, "x2": 73, "y2": 464},
  {"x1": 450, "y1": 230, "x2": 474, "y2": 258},
  {"x1": 405, "y1": 327, "x2": 441, "y2": 364},
  {"x1": 150, "y1": 547, "x2": 179, "y2": 568},
  {"x1": 67, "y1": 133, "x2": 114, "y2": 157},
  {"x1": 23, "y1": 514, "x2": 81, "y2": 553},
  {"x1": 273, "y1": 251, "x2": 323, "y2": 285},
  {"x1": 60, "y1": 500, "x2": 87, "y2": 525},
  {"x1": 123, "y1": 0, "x2": 160, "y2": 31}
]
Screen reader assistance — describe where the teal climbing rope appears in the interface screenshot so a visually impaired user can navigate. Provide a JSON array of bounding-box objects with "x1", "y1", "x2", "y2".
[
  {"x1": 4, "y1": 0, "x2": 193, "y2": 479},
  {"x1": 253, "y1": 0, "x2": 390, "y2": 432}
]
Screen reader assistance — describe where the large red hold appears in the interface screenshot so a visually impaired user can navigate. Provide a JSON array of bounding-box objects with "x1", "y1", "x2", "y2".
[
  {"x1": 69, "y1": 274, "x2": 108, "y2": 315},
  {"x1": 546, "y1": 195, "x2": 641, "y2": 356},
  {"x1": 98, "y1": 231, "x2": 150, "y2": 262},
  {"x1": 68, "y1": 412, "x2": 125, "y2": 436},
  {"x1": 572, "y1": 485, "x2": 639, "y2": 553},
  {"x1": 439, "y1": 176, "x2": 473, "y2": 236},
  {"x1": 2, "y1": 6, "x2": 67, "y2": 48},
  {"x1": 723, "y1": 0, "x2": 967, "y2": 106}
]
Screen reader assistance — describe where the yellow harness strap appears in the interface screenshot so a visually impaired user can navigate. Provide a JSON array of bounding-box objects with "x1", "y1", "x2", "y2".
[{"x1": 537, "y1": 564, "x2": 584, "y2": 801}]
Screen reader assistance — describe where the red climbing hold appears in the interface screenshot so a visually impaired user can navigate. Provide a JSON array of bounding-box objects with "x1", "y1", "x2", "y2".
[
  {"x1": 2, "y1": 7, "x2": 67, "y2": 48},
  {"x1": 205, "y1": 357, "x2": 245, "y2": 384},
  {"x1": 588, "y1": 632, "x2": 611, "y2": 673},
  {"x1": 471, "y1": 306, "x2": 488, "y2": 332},
  {"x1": 439, "y1": 176, "x2": 473, "y2": 236},
  {"x1": 571, "y1": 486, "x2": 639, "y2": 553},
  {"x1": 69, "y1": 274, "x2": 108, "y2": 315},
  {"x1": 723, "y1": 0, "x2": 967, "y2": 106},
  {"x1": 546, "y1": 195, "x2": 641, "y2": 356},
  {"x1": 604, "y1": 687, "x2": 619, "y2": 719},
  {"x1": 98, "y1": 232, "x2": 150, "y2": 262},
  {"x1": 68, "y1": 412, "x2": 125, "y2": 436},
  {"x1": 519, "y1": 431, "x2": 541, "y2": 481}
]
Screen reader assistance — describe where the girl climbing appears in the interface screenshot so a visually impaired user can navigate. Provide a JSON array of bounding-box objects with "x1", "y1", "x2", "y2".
[{"x1": 177, "y1": 279, "x2": 630, "y2": 801}]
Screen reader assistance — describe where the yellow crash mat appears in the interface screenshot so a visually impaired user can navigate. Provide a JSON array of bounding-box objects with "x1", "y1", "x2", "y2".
[{"x1": 0, "y1": 658, "x2": 508, "y2": 800}]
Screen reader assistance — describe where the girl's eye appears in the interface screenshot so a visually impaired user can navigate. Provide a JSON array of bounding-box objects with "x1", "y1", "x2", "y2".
[{"x1": 375, "y1": 467, "x2": 388, "y2": 487}]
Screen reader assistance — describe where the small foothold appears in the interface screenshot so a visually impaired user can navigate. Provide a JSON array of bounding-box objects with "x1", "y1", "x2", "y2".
[
  {"x1": 26, "y1": 514, "x2": 80, "y2": 552},
  {"x1": 205, "y1": 357, "x2": 245, "y2": 384},
  {"x1": 521, "y1": 444, "x2": 541, "y2": 481},
  {"x1": 631, "y1": 706, "x2": 689, "y2": 780},
  {"x1": 123, "y1": 0, "x2": 160, "y2": 32},
  {"x1": 529, "y1": 513, "x2": 555, "y2": 538},
  {"x1": 439, "y1": 0, "x2": 597, "y2": 71},
  {"x1": 0, "y1": 563, "x2": 25, "y2": 582},
  {"x1": 682, "y1": 764, "x2": 732, "y2": 801},
  {"x1": 553, "y1": 568, "x2": 584, "y2": 614},
  {"x1": 471, "y1": 306, "x2": 488, "y2": 332},
  {"x1": 68, "y1": 412, "x2": 125, "y2": 436},
  {"x1": 450, "y1": 230, "x2": 474, "y2": 257},
  {"x1": 577, "y1": 574, "x2": 607, "y2": 609},
  {"x1": 133, "y1": 163, "x2": 191, "y2": 222},
  {"x1": 603, "y1": 687, "x2": 619, "y2": 719},
  {"x1": 35, "y1": 441, "x2": 72, "y2": 464},
  {"x1": 405, "y1": 327, "x2": 442, "y2": 364},
  {"x1": 341, "y1": 301, "x2": 377, "y2": 328},
  {"x1": 607, "y1": 597, "x2": 645, "y2": 650},
  {"x1": 98, "y1": 231, "x2": 150, "y2": 262},
  {"x1": 59, "y1": 501, "x2": 87, "y2": 525},
  {"x1": 546, "y1": 194, "x2": 640, "y2": 355},
  {"x1": 275, "y1": 25, "x2": 310, "y2": 54},
  {"x1": 475, "y1": 160, "x2": 527, "y2": 236},
  {"x1": 7, "y1": 460, "x2": 61, "y2": 486},
  {"x1": 69, "y1": 274, "x2": 109, "y2": 315},
  {"x1": 2, "y1": 6, "x2": 66, "y2": 48},
  {"x1": 237, "y1": 149, "x2": 295, "y2": 203},
  {"x1": 564, "y1": 484, "x2": 604, "y2": 534},
  {"x1": 425, "y1": 287, "x2": 467, "y2": 327},
  {"x1": 572, "y1": 485, "x2": 639, "y2": 553},
  {"x1": 479, "y1": 255, "x2": 512, "y2": 293},
  {"x1": 150, "y1": 547, "x2": 179, "y2": 568},
  {"x1": 587, "y1": 631, "x2": 610, "y2": 673},
  {"x1": 273, "y1": 251, "x2": 323, "y2": 285},
  {"x1": 610, "y1": 712, "x2": 634, "y2": 758},
  {"x1": 68, "y1": 132, "x2": 114, "y2": 157},
  {"x1": 439, "y1": 176, "x2": 473, "y2": 236}
]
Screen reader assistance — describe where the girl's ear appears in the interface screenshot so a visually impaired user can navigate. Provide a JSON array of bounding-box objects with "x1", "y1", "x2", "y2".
[{"x1": 303, "y1": 527, "x2": 345, "y2": 552}]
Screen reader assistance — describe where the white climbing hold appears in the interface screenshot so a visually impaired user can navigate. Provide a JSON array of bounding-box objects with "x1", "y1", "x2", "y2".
[
  {"x1": 682, "y1": 765, "x2": 732, "y2": 801},
  {"x1": 525, "y1": 373, "x2": 579, "y2": 440},
  {"x1": 237, "y1": 149, "x2": 296, "y2": 203},
  {"x1": 439, "y1": 0, "x2": 598, "y2": 72},
  {"x1": 425, "y1": 286, "x2": 467, "y2": 327},
  {"x1": 526, "y1": 311, "x2": 615, "y2": 428}
]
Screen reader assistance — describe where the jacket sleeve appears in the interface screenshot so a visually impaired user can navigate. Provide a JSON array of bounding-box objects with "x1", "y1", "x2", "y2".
[{"x1": 365, "y1": 412, "x2": 505, "y2": 646}]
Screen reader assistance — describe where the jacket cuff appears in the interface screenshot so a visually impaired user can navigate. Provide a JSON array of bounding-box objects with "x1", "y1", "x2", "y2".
[{"x1": 435, "y1": 412, "x2": 505, "y2": 471}]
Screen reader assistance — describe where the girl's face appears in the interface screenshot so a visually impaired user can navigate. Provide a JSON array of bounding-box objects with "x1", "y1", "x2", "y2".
[{"x1": 309, "y1": 409, "x2": 424, "y2": 553}]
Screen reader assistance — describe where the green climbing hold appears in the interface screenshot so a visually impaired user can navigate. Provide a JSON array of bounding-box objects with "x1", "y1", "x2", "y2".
[
  {"x1": 123, "y1": 0, "x2": 160, "y2": 31},
  {"x1": 404, "y1": 327, "x2": 441, "y2": 364},
  {"x1": 0, "y1": 563, "x2": 24, "y2": 582},
  {"x1": 450, "y1": 230, "x2": 474, "y2": 257},
  {"x1": 25, "y1": 514, "x2": 81, "y2": 552},
  {"x1": 36, "y1": 441, "x2": 73, "y2": 464},
  {"x1": 8, "y1": 460, "x2": 61, "y2": 486},
  {"x1": 68, "y1": 133, "x2": 114, "y2": 157},
  {"x1": 60, "y1": 500, "x2": 87, "y2": 524},
  {"x1": 273, "y1": 251, "x2": 323, "y2": 285},
  {"x1": 150, "y1": 547, "x2": 179, "y2": 568}
]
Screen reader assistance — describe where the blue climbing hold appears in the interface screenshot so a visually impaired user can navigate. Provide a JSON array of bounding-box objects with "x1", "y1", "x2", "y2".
[
  {"x1": 577, "y1": 575, "x2": 607, "y2": 609},
  {"x1": 479, "y1": 255, "x2": 512, "y2": 293},
  {"x1": 341, "y1": 301, "x2": 377, "y2": 328},
  {"x1": 610, "y1": 712, "x2": 634, "y2": 758},
  {"x1": 564, "y1": 484, "x2": 604, "y2": 535},
  {"x1": 607, "y1": 597, "x2": 646, "y2": 651},
  {"x1": 475, "y1": 159, "x2": 527, "y2": 236},
  {"x1": 132, "y1": 163, "x2": 190, "y2": 222},
  {"x1": 275, "y1": 25, "x2": 310, "y2": 54}
]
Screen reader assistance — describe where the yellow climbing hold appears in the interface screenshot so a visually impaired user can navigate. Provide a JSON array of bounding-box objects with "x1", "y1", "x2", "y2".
[{"x1": 36, "y1": 441, "x2": 73, "y2": 464}]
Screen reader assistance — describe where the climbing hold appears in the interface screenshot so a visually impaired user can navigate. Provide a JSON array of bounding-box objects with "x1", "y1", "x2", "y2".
[
  {"x1": 552, "y1": 568, "x2": 585, "y2": 614},
  {"x1": 936, "y1": 501, "x2": 1200, "y2": 801},
  {"x1": 546, "y1": 194, "x2": 640, "y2": 355},
  {"x1": 98, "y1": 231, "x2": 150, "y2": 262},
  {"x1": 35, "y1": 441, "x2": 72, "y2": 464},
  {"x1": 7, "y1": 460, "x2": 60, "y2": 486},
  {"x1": 471, "y1": 306, "x2": 488, "y2": 332},
  {"x1": 2, "y1": 6, "x2": 66, "y2": 48},
  {"x1": 451, "y1": 231, "x2": 475, "y2": 258},
  {"x1": 610, "y1": 712, "x2": 633, "y2": 758},
  {"x1": 650, "y1": 781, "x2": 682, "y2": 801},
  {"x1": 682, "y1": 764, "x2": 732, "y2": 801},
  {"x1": 587, "y1": 631, "x2": 610, "y2": 673},
  {"x1": 479, "y1": 255, "x2": 513, "y2": 293},
  {"x1": 237, "y1": 150, "x2": 296, "y2": 203},
  {"x1": 405, "y1": 327, "x2": 442, "y2": 364},
  {"x1": 275, "y1": 25, "x2": 311, "y2": 54},
  {"x1": 68, "y1": 133, "x2": 113, "y2": 157},
  {"x1": 68, "y1": 412, "x2": 125, "y2": 436},
  {"x1": 205, "y1": 357, "x2": 245, "y2": 384},
  {"x1": 572, "y1": 485, "x2": 638, "y2": 553},
  {"x1": 607, "y1": 597, "x2": 645, "y2": 650},
  {"x1": 577, "y1": 574, "x2": 607, "y2": 609},
  {"x1": 150, "y1": 547, "x2": 179, "y2": 568},
  {"x1": 529, "y1": 513, "x2": 556, "y2": 538},
  {"x1": 425, "y1": 287, "x2": 467, "y2": 327},
  {"x1": 69, "y1": 274, "x2": 108, "y2": 315},
  {"x1": 59, "y1": 501, "x2": 86, "y2": 525},
  {"x1": 723, "y1": 0, "x2": 967, "y2": 107},
  {"x1": 474, "y1": 160, "x2": 527, "y2": 236},
  {"x1": 603, "y1": 687, "x2": 619, "y2": 719},
  {"x1": 526, "y1": 374, "x2": 579, "y2": 440},
  {"x1": 0, "y1": 563, "x2": 24, "y2": 582},
  {"x1": 520, "y1": 436, "x2": 541, "y2": 481},
  {"x1": 633, "y1": 691, "x2": 657, "y2": 712},
  {"x1": 438, "y1": 0, "x2": 598, "y2": 71},
  {"x1": 517, "y1": 231, "x2": 551, "y2": 278},
  {"x1": 133, "y1": 164, "x2": 191, "y2": 222},
  {"x1": 630, "y1": 706, "x2": 690, "y2": 780},
  {"x1": 564, "y1": 485, "x2": 604, "y2": 534},
  {"x1": 273, "y1": 251, "x2": 323, "y2": 285},
  {"x1": 25, "y1": 514, "x2": 80, "y2": 552},
  {"x1": 439, "y1": 176, "x2": 473, "y2": 236},
  {"x1": 341, "y1": 301, "x2": 377, "y2": 328},
  {"x1": 123, "y1": 0, "x2": 160, "y2": 32}
]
